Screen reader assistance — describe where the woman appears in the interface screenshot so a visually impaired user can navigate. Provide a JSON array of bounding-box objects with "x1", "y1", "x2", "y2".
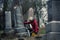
[{"x1": 24, "y1": 17, "x2": 39, "y2": 36}]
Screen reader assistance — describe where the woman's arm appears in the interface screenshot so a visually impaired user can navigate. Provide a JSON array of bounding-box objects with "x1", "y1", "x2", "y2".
[{"x1": 24, "y1": 21, "x2": 31, "y2": 24}]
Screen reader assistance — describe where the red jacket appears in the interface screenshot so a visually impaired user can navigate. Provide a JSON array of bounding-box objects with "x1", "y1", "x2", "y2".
[{"x1": 24, "y1": 19, "x2": 39, "y2": 33}]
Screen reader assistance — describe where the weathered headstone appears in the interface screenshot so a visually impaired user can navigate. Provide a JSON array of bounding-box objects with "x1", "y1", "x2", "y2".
[
  {"x1": 13, "y1": 5, "x2": 28, "y2": 37},
  {"x1": 47, "y1": 32, "x2": 60, "y2": 40},
  {"x1": 5, "y1": 11, "x2": 13, "y2": 34}
]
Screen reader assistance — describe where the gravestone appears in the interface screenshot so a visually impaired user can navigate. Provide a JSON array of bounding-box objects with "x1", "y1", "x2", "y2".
[{"x1": 47, "y1": 32, "x2": 60, "y2": 40}]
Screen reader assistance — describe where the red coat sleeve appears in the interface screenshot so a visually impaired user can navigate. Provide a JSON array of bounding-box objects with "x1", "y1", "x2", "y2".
[{"x1": 34, "y1": 19, "x2": 39, "y2": 33}]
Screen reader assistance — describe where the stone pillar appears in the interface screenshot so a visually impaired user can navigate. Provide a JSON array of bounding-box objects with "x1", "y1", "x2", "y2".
[
  {"x1": 46, "y1": 0, "x2": 60, "y2": 40},
  {"x1": 47, "y1": 0, "x2": 60, "y2": 32},
  {"x1": 47, "y1": 0, "x2": 52, "y2": 22},
  {"x1": 13, "y1": 5, "x2": 28, "y2": 37},
  {"x1": 5, "y1": 11, "x2": 13, "y2": 33},
  {"x1": 52, "y1": 0, "x2": 60, "y2": 21}
]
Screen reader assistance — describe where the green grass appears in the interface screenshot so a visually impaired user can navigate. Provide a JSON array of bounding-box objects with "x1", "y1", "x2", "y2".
[{"x1": 40, "y1": 28, "x2": 46, "y2": 34}]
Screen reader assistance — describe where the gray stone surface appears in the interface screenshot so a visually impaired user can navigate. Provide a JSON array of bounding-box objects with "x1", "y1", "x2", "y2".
[
  {"x1": 47, "y1": 0, "x2": 52, "y2": 22},
  {"x1": 48, "y1": 0, "x2": 60, "y2": 21},
  {"x1": 5, "y1": 11, "x2": 13, "y2": 33},
  {"x1": 47, "y1": 32, "x2": 60, "y2": 40},
  {"x1": 52, "y1": 1, "x2": 60, "y2": 21},
  {"x1": 46, "y1": 22, "x2": 60, "y2": 33},
  {"x1": 41, "y1": 34, "x2": 47, "y2": 40},
  {"x1": 13, "y1": 5, "x2": 28, "y2": 37}
]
